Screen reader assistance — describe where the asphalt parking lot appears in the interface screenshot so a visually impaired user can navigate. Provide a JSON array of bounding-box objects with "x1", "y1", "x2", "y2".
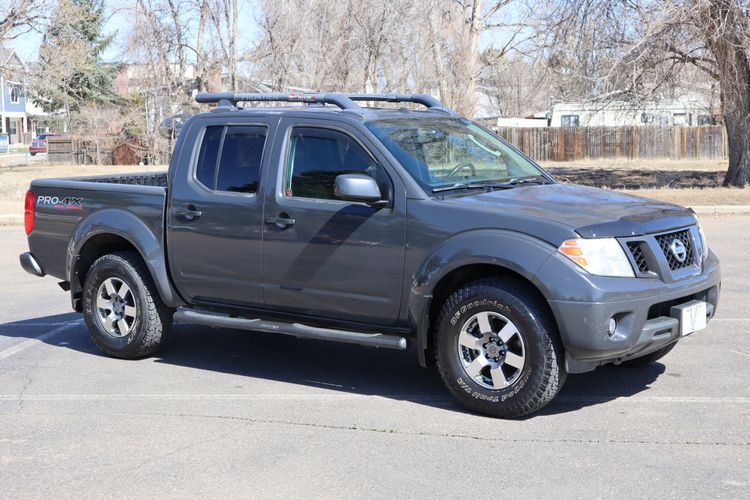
[{"x1": 1, "y1": 215, "x2": 748, "y2": 498}]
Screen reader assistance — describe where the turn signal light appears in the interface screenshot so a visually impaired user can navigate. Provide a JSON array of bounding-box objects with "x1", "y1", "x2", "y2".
[{"x1": 559, "y1": 240, "x2": 588, "y2": 267}]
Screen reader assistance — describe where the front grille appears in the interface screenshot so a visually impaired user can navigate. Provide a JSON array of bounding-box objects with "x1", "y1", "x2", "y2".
[
  {"x1": 627, "y1": 242, "x2": 649, "y2": 273},
  {"x1": 655, "y1": 229, "x2": 694, "y2": 270},
  {"x1": 647, "y1": 290, "x2": 709, "y2": 319}
]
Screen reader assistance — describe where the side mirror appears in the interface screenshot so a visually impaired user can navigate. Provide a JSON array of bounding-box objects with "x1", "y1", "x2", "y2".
[{"x1": 334, "y1": 174, "x2": 386, "y2": 206}]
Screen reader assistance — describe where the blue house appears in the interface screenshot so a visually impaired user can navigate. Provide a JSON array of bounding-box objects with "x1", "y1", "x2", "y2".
[{"x1": 0, "y1": 48, "x2": 28, "y2": 144}]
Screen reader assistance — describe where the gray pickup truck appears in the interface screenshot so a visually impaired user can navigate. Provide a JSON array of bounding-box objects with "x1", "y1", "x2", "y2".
[{"x1": 20, "y1": 92, "x2": 720, "y2": 417}]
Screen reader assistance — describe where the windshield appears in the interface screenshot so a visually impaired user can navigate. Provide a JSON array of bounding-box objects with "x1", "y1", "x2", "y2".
[{"x1": 365, "y1": 117, "x2": 546, "y2": 191}]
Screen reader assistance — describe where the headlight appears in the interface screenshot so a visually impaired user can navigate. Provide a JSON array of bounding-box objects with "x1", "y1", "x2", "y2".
[
  {"x1": 696, "y1": 221, "x2": 709, "y2": 259},
  {"x1": 558, "y1": 238, "x2": 635, "y2": 277}
]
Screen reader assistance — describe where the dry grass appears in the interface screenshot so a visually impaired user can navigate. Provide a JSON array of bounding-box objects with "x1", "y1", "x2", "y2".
[
  {"x1": 538, "y1": 158, "x2": 728, "y2": 172},
  {"x1": 0, "y1": 163, "x2": 164, "y2": 215},
  {"x1": 617, "y1": 187, "x2": 749, "y2": 206},
  {"x1": 1, "y1": 161, "x2": 746, "y2": 221}
]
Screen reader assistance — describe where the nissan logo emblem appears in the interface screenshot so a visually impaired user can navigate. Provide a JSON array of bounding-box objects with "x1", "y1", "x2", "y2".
[{"x1": 670, "y1": 238, "x2": 687, "y2": 263}]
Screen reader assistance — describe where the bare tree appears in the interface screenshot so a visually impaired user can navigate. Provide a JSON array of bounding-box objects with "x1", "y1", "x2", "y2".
[
  {"x1": 695, "y1": 0, "x2": 750, "y2": 186},
  {"x1": 0, "y1": 0, "x2": 48, "y2": 44},
  {"x1": 529, "y1": 0, "x2": 750, "y2": 186},
  {"x1": 208, "y1": 0, "x2": 239, "y2": 90},
  {"x1": 194, "y1": 0, "x2": 210, "y2": 91}
]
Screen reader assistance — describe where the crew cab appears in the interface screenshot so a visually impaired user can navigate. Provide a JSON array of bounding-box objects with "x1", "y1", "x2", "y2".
[{"x1": 19, "y1": 93, "x2": 721, "y2": 417}]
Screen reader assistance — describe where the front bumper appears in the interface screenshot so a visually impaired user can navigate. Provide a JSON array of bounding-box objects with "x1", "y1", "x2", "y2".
[{"x1": 540, "y1": 250, "x2": 721, "y2": 373}]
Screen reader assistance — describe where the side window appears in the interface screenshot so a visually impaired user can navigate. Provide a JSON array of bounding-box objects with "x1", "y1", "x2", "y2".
[
  {"x1": 194, "y1": 125, "x2": 267, "y2": 193},
  {"x1": 285, "y1": 127, "x2": 382, "y2": 200},
  {"x1": 216, "y1": 126, "x2": 267, "y2": 193},
  {"x1": 195, "y1": 126, "x2": 223, "y2": 188}
]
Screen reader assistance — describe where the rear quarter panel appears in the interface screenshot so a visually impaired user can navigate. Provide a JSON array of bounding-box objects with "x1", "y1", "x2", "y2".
[{"x1": 28, "y1": 179, "x2": 167, "y2": 283}]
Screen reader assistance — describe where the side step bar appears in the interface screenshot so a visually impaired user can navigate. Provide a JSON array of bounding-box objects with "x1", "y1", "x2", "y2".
[{"x1": 173, "y1": 308, "x2": 407, "y2": 350}]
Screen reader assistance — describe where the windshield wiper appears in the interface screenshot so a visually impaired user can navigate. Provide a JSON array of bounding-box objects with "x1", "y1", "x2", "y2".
[
  {"x1": 488, "y1": 176, "x2": 549, "y2": 189},
  {"x1": 432, "y1": 176, "x2": 550, "y2": 194},
  {"x1": 432, "y1": 181, "x2": 495, "y2": 193}
]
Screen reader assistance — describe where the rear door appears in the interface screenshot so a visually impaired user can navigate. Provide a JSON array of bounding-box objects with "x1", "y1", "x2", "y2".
[
  {"x1": 168, "y1": 116, "x2": 278, "y2": 306},
  {"x1": 260, "y1": 118, "x2": 407, "y2": 325}
]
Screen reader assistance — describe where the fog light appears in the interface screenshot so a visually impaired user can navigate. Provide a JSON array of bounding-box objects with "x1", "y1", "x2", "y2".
[{"x1": 607, "y1": 317, "x2": 617, "y2": 336}]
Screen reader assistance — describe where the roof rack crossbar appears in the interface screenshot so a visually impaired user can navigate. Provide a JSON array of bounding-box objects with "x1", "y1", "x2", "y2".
[
  {"x1": 344, "y1": 93, "x2": 445, "y2": 109},
  {"x1": 195, "y1": 92, "x2": 359, "y2": 110}
]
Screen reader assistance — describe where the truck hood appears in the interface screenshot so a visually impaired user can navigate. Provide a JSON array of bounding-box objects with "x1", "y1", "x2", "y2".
[{"x1": 444, "y1": 183, "x2": 697, "y2": 238}]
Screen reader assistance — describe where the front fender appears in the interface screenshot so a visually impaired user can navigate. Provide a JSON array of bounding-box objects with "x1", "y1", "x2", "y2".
[
  {"x1": 66, "y1": 209, "x2": 184, "y2": 308},
  {"x1": 408, "y1": 229, "x2": 556, "y2": 366}
]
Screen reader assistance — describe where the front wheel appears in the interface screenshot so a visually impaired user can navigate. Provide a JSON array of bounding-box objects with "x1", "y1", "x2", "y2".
[
  {"x1": 435, "y1": 278, "x2": 566, "y2": 418},
  {"x1": 82, "y1": 251, "x2": 172, "y2": 359}
]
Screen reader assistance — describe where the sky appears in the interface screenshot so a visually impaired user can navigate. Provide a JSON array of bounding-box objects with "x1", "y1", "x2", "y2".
[
  {"x1": 7, "y1": 0, "x2": 528, "y2": 65},
  {"x1": 9, "y1": 4, "x2": 128, "y2": 63},
  {"x1": 7, "y1": 0, "x2": 261, "y2": 64}
]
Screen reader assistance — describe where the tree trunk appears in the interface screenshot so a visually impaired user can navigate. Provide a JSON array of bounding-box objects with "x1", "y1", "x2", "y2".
[
  {"x1": 703, "y1": 0, "x2": 750, "y2": 187},
  {"x1": 167, "y1": 0, "x2": 186, "y2": 93},
  {"x1": 723, "y1": 114, "x2": 750, "y2": 187},
  {"x1": 223, "y1": 0, "x2": 238, "y2": 91},
  {"x1": 428, "y1": 3, "x2": 448, "y2": 104},
  {"x1": 196, "y1": 0, "x2": 209, "y2": 92},
  {"x1": 461, "y1": 0, "x2": 482, "y2": 117}
]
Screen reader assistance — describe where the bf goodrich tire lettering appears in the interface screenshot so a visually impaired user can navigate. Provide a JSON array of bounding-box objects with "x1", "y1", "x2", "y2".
[
  {"x1": 435, "y1": 278, "x2": 567, "y2": 418},
  {"x1": 82, "y1": 251, "x2": 172, "y2": 359}
]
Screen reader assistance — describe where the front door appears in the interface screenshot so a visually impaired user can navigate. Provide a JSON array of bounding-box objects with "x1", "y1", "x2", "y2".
[
  {"x1": 168, "y1": 116, "x2": 277, "y2": 306},
  {"x1": 261, "y1": 119, "x2": 406, "y2": 325}
]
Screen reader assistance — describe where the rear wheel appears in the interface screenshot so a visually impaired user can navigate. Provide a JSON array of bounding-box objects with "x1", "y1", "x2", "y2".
[
  {"x1": 619, "y1": 342, "x2": 677, "y2": 367},
  {"x1": 82, "y1": 251, "x2": 172, "y2": 358},
  {"x1": 435, "y1": 278, "x2": 566, "y2": 418}
]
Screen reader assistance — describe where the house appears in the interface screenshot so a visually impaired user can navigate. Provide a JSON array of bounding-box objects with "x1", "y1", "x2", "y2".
[
  {"x1": 0, "y1": 48, "x2": 28, "y2": 144},
  {"x1": 547, "y1": 100, "x2": 716, "y2": 128}
]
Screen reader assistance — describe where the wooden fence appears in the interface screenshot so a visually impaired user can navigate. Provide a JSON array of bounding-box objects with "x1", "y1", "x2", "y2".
[
  {"x1": 47, "y1": 136, "x2": 143, "y2": 165},
  {"x1": 492, "y1": 126, "x2": 727, "y2": 161}
]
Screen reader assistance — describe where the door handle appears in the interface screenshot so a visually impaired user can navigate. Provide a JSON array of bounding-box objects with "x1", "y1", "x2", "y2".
[
  {"x1": 176, "y1": 205, "x2": 202, "y2": 221},
  {"x1": 265, "y1": 214, "x2": 295, "y2": 229}
]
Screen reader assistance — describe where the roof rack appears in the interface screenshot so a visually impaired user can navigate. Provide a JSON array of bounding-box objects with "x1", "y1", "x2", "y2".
[
  {"x1": 194, "y1": 92, "x2": 453, "y2": 114},
  {"x1": 195, "y1": 92, "x2": 359, "y2": 109}
]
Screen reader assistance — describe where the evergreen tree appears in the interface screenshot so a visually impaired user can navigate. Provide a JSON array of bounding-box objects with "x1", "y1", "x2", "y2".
[{"x1": 32, "y1": 0, "x2": 115, "y2": 114}]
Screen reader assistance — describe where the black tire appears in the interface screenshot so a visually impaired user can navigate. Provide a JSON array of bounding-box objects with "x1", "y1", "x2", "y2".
[
  {"x1": 30, "y1": 152, "x2": 37, "y2": 156},
  {"x1": 619, "y1": 342, "x2": 677, "y2": 367},
  {"x1": 435, "y1": 278, "x2": 566, "y2": 418},
  {"x1": 82, "y1": 251, "x2": 172, "y2": 359}
]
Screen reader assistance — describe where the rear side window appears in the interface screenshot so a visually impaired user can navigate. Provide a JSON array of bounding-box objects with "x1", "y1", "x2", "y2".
[
  {"x1": 216, "y1": 126, "x2": 267, "y2": 193},
  {"x1": 195, "y1": 126, "x2": 223, "y2": 188},
  {"x1": 194, "y1": 125, "x2": 267, "y2": 193}
]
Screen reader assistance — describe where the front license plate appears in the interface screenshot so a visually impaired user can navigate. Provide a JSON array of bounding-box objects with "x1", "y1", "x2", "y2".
[{"x1": 673, "y1": 300, "x2": 707, "y2": 336}]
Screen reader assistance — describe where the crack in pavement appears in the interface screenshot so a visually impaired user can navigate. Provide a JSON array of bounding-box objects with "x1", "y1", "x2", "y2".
[
  {"x1": 15, "y1": 369, "x2": 31, "y2": 414},
  {"x1": 122, "y1": 411, "x2": 750, "y2": 448}
]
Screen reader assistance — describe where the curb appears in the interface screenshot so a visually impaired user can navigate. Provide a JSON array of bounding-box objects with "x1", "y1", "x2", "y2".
[
  {"x1": 690, "y1": 205, "x2": 750, "y2": 215},
  {"x1": 0, "y1": 215, "x2": 22, "y2": 226}
]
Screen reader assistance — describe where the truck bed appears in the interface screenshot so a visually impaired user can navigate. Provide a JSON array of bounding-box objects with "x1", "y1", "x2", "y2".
[
  {"x1": 61, "y1": 171, "x2": 168, "y2": 187},
  {"x1": 27, "y1": 171, "x2": 168, "y2": 281}
]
